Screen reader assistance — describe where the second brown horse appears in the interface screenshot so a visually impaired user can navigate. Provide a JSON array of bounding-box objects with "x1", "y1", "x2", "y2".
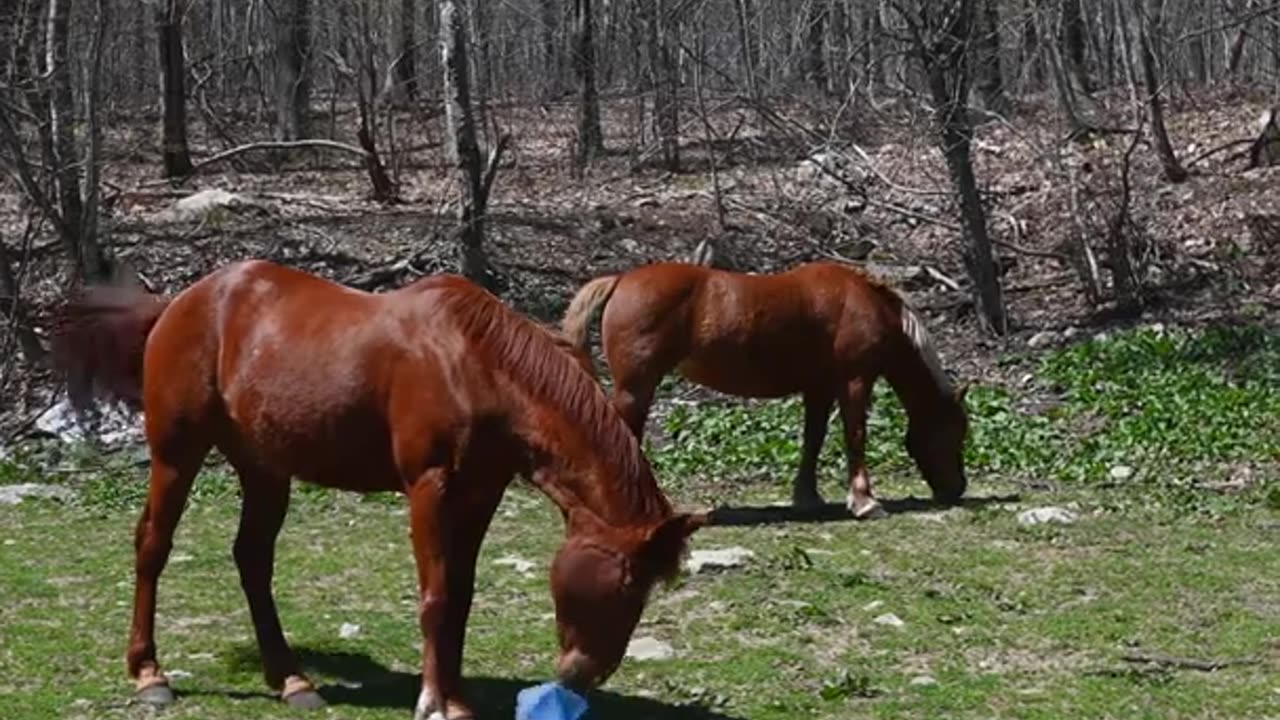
[{"x1": 561, "y1": 261, "x2": 970, "y2": 518}]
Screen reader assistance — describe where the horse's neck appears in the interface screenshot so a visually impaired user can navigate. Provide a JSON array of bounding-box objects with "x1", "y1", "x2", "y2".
[
  {"x1": 881, "y1": 340, "x2": 951, "y2": 422},
  {"x1": 511, "y1": 392, "x2": 666, "y2": 531}
]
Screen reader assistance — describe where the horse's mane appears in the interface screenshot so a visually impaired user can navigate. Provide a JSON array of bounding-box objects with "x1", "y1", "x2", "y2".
[
  {"x1": 440, "y1": 283, "x2": 671, "y2": 522},
  {"x1": 845, "y1": 265, "x2": 954, "y2": 396}
]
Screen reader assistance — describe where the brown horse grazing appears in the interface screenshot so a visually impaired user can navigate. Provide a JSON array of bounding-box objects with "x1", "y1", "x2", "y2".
[
  {"x1": 560, "y1": 261, "x2": 970, "y2": 519},
  {"x1": 50, "y1": 260, "x2": 705, "y2": 720}
]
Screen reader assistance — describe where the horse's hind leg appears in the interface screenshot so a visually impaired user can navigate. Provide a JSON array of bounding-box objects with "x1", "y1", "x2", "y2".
[
  {"x1": 126, "y1": 441, "x2": 210, "y2": 706},
  {"x1": 229, "y1": 464, "x2": 325, "y2": 709},
  {"x1": 792, "y1": 391, "x2": 834, "y2": 510},
  {"x1": 837, "y1": 379, "x2": 887, "y2": 520}
]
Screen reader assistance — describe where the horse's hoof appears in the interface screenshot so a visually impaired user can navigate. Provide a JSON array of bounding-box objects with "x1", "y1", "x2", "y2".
[
  {"x1": 135, "y1": 683, "x2": 176, "y2": 707},
  {"x1": 284, "y1": 689, "x2": 327, "y2": 710},
  {"x1": 849, "y1": 498, "x2": 887, "y2": 520}
]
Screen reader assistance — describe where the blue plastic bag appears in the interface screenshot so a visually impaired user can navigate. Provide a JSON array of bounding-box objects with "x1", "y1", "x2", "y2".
[{"x1": 515, "y1": 681, "x2": 589, "y2": 720}]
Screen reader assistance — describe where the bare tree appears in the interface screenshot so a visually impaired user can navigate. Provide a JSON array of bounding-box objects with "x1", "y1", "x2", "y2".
[
  {"x1": 157, "y1": 0, "x2": 194, "y2": 177},
  {"x1": 398, "y1": 0, "x2": 419, "y2": 102},
  {"x1": 1120, "y1": 0, "x2": 1188, "y2": 182},
  {"x1": 645, "y1": 0, "x2": 680, "y2": 171},
  {"x1": 573, "y1": 0, "x2": 604, "y2": 165},
  {"x1": 897, "y1": 0, "x2": 1009, "y2": 335},
  {"x1": 441, "y1": 0, "x2": 506, "y2": 288},
  {"x1": 973, "y1": 0, "x2": 1008, "y2": 114},
  {"x1": 276, "y1": 0, "x2": 311, "y2": 140},
  {"x1": 0, "y1": 0, "x2": 110, "y2": 283}
]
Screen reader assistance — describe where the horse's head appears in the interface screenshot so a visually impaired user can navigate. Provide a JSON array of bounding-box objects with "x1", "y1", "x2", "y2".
[
  {"x1": 905, "y1": 384, "x2": 970, "y2": 504},
  {"x1": 548, "y1": 511, "x2": 704, "y2": 690}
]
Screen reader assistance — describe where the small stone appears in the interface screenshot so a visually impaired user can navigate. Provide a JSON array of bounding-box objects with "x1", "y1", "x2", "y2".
[
  {"x1": 873, "y1": 613, "x2": 904, "y2": 627},
  {"x1": 910, "y1": 675, "x2": 938, "y2": 686},
  {"x1": 1028, "y1": 331, "x2": 1058, "y2": 348},
  {"x1": 339, "y1": 622, "x2": 361, "y2": 639},
  {"x1": 1062, "y1": 327, "x2": 1080, "y2": 340},
  {"x1": 166, "y1": 669, "x2": 193, "y2": 681},
  {"x1": 684, "y1": 547, "x2": 754, "y2": 574},
  {"x1": 493, "y1": 555, "x2": 536, "y2": 574},
  {"x1": 170, "y1": 553, "x2": 193, "y2": 564},
  {"x1": 1017, "y1": 506, "x2": 1078, "y2": 526},
  {"x1": 625, "y1": 636, "x2": 674, "y2": 661},
  {"x1": 862, "y1": 600, "x2": 885, "y2": 612},
  {"x1": 1109, "y1": 465, "x2": 1134, "y2": 481}
]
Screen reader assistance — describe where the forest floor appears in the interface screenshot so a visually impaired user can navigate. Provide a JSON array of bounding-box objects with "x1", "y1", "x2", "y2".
[{"x1": 1, "y1": 87, "x2": 1278, "y2": 719}]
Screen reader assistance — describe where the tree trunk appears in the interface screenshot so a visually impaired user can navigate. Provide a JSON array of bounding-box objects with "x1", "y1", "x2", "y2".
[
  {"x1": 1022, "y1": 0, "x2": 1045, "y2": 89},
  {"x1": 1128, "y1": 0, "x2": 1187, "y2": 183},
  {"x1": 398, "y1": 0, "x2": 418, "y2": 102},
  {"x1": 573, "y1": 0, "x2": 604, "y2": 165},
  {"x1": 276, "y1": 0, "x2": 310, "y2": 140},
  {"x1": 803, "y1": 0, "x2": 829, "y2": 94},
  {"x1": 911, "y1": 0, "x2": 1008, "y2": 335},
  {"x1": 47, "y1": 0, "x2": 107, "y2": 281},
  {"x1": 0, "y1": 241, "x2": 46, "y2": 367},
  {"x1": 157, "y1": 0, "x2": 194, "y2": 177},
  {"x1": 1226, "y1": 0, "x2": 1254, "y2": 75},
  {"x1": 647, "y1": 0, "x2": 679, "y2": 171},
  {"x1": 973, "y1": 0, "x2": 1007, "y2": 115},
  {"x1": 441, "y1": 0, "x2": 496, "y2": 288},
  {"x1": 541, "y1": 0, "x2": 561, "y2": 98},
  {"x1": 1062, "y1": 0, "x2": 1092, "y2": 92}
]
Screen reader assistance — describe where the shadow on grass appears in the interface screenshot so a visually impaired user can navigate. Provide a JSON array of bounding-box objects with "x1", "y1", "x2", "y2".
[
  {"x1": 706, "y1": 493, "x2": 1020, "y2": 527},
  {"x1": 207, "y1": 646, "x2": 746, "y2": 719}
]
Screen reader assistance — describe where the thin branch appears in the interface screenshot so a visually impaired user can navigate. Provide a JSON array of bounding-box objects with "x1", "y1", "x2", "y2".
[{"x1": 140, "y1": 140, "x2": 375, "y2": 187}]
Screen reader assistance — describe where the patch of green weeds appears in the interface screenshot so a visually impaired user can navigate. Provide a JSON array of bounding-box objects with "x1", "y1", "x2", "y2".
[{"x1": 648, "y1": 324, "x2": 1279, "y2": 512}]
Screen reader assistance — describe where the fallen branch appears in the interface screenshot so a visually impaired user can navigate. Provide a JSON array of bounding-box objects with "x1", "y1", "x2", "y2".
[
  {"x1": 1120, "y1": 652, "x2": 1260, "y2": 672},
  {"x1": 140, "y1": 140, "x2": 374, "y2": 188},
  {"x1": 1183, "y1": 137, "x2": 1258, "y2": 168}
]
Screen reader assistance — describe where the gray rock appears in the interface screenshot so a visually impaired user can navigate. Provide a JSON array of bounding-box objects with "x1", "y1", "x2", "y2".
[
  {"x1": 0, "y1": 483, "x2": 76, "y2": 506},
  {"x1": 873, "y1": 613, "x2": 905, "y2": 627},
  {"x1": 910, "y1": 675, "x2": 938, "y2": 686},
  {"x1": 1028, "y1": 331, "x2": 1058, "y2": 349},
  {"x1": 684, "y1": 547, "x2": 754, "y2": 574},
  {"x1": 1016, "y1": 506, "x2": 1079, "y2": 526},
  {"x1": 625, "y1": 636, "x2": 674, "y2": 661},
  {"x1": 1109, "y1": 465, "x2": 1135, "y2": 481}
]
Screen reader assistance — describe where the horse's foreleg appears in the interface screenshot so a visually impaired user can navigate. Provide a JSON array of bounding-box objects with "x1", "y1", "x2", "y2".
[
  {"x1": 126, "y1": 445, "x2": 207, "y2": 706},
  {"x1": 793, "y1": 392, "x2": 834, "y2": 510},
  {"x1": 407, "y1": 468, "x2": 471, "y2": 720},
  {"x1": 838, "y1": 379, "x2": 886, "y2": 520},
  {"x1": 231, "y1": 471, "x2": 324, "y2": 709}
]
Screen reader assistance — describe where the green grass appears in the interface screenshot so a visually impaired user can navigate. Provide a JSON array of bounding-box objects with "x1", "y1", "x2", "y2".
[{"x1": 1, "y1": 325, "x2": 1277, "y2": 719}]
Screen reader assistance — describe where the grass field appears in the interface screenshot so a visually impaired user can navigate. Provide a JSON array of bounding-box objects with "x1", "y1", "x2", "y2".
[{"x1": 2, "y1": 325, "x2": 1277, "y2": 720}]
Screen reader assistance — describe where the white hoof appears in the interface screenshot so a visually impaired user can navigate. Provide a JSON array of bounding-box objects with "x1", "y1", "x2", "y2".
[
  {"x1": 847, "y1": 495, "x2": 887, "y2": 520},
  {"x1": 413, "y1": 687, "x2": 439, "y2": 720}
]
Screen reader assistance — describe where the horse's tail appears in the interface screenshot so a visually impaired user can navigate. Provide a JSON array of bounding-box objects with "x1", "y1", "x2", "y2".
[
  {"x1": 560, "y1": 274, "x2": 620, "y2": 353},
  {"x1": 49, "y1": 284, "x2": 173, "y2": 411}
]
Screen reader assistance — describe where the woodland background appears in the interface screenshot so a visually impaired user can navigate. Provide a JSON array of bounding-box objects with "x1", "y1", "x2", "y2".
[{"x1": 1, "y1": 0, "x2": 1279, "y2": 427}]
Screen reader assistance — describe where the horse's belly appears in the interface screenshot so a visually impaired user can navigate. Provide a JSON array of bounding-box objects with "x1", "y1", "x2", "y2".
[
  {"x1": 222, "y1": 402, "x2": 402, "y2": 492},
  {"x1": 676, "y1": 351, "x2": 808, "y2": 398}
]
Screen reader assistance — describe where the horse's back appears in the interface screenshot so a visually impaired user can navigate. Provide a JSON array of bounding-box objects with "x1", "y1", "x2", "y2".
[
  {"x1": 145, "y1": 261, "x2": 482, "y2": 490},
  {"x1": 603, "y1": 261, "x2": 900, "y2": 397}
]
